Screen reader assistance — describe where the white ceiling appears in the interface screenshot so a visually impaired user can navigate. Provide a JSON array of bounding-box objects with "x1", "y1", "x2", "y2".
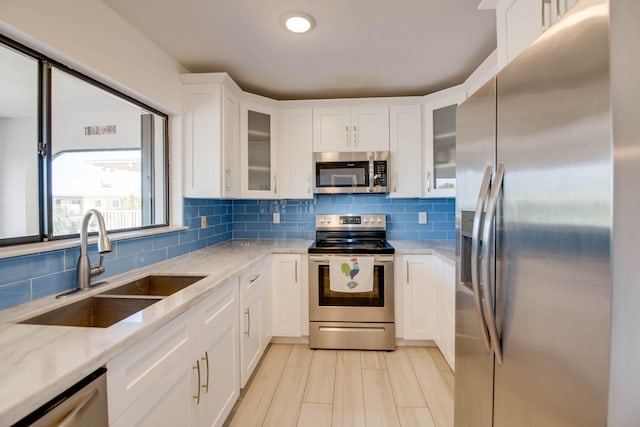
[{"x1": 101, "y1": 0, "x2": 496, "y2": 100}]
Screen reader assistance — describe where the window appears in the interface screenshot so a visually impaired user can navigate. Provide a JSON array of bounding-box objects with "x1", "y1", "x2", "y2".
[
  {"x1": 0, "y1": 36, "x2": 169, "y2": 245},
  {"x1": 0, "y1": 42, "x2": 39, "y2": 243}
]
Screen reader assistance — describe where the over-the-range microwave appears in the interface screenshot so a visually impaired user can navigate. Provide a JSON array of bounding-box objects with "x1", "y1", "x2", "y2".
[{"x1": 313, "y1": 151, "x2": 389, "y2": 194}]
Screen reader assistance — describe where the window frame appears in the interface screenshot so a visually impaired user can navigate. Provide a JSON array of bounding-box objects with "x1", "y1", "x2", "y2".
[{"x1": 0, "y1": 34, "x2": 169, "y2": 246}]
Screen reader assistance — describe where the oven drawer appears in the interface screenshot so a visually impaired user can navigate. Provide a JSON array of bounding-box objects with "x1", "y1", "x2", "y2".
[{"x1": 309, "y1": 321, "x2": 395, "y2": 350}]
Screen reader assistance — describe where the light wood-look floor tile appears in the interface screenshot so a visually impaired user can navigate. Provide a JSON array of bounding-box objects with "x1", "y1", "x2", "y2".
[
  {"x1": 442, "y1": 370, "x2": 455, "y2": 393},
  {"x1": 397, "y1": 407, "x2": 437, "y2": 427},
  {"x1": 406, "y1": 347, "x2": 454, "y2": 427},
  {"x1": 287, "y1": 343, "x2": 314, "y2": 368},
  {"x1": 332, "y1": 351, "x2": 366, "y2": 427},
  {"x1": 228, "y1": 344, "x2": 454, "y2": 427},
  {"x1": 304, "y1": 350, "x2": 337, "y2": 404},
  {"x1": 263, "y1": 366, "x2": 309, "y2": 427},
  {"x1": 362, "y1": 369, "x2": 400, "y2": 427},
  {"x1": 298, "y1": 403, "x2": 333, "y2": 427},
  {"x1": 229, "y1": 344, "x2": 292, "y2": 427},
  {"x1": 361, "y1": 351, "x2": 387, "y2": 370},
  {"x1": 385, "y1": 347, "x2": 427, "y2": 407},
  {"x1": 427, "y1": 347, "x2": 450, "y2": 372}
]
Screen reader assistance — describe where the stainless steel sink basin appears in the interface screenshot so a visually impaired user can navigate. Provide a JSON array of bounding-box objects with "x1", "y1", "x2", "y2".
[
  {"x1": 99, "y1": 275, "x2": 206, "y2": 297},
  {"x1": 20, "y1": 297, "x2": 159, "y2": 328}
]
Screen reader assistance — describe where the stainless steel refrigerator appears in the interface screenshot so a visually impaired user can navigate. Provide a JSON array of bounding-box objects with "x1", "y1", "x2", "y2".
[{"x1": 454, "y1": 0, "x2": 640, "y2": 425}]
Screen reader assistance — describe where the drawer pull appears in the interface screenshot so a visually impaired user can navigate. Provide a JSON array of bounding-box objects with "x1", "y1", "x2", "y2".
[
  {"x1": 202, "y1": 352, "x2": 210, "y2": 394},
  {"x1": 193, "y1": 359, "x2": 201, "y2": 404}
]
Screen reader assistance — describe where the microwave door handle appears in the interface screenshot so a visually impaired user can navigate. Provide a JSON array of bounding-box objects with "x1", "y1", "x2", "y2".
[{"x1": 369, "y1": 154, "x2": 374, "y2": 191}]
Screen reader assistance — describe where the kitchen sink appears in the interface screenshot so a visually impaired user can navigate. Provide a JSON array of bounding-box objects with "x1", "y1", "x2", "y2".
[
  {"x1": 99, "y1": 275, "x2": 206, "y2": 297},
  {"x1": 19, "y1": 296, "x2": 159, "y2": 328}
]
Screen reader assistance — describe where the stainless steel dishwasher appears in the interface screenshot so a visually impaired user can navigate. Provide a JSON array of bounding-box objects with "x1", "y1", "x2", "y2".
[{"x1": 13, "y1": 367, "x2": 107, "y2": 427}]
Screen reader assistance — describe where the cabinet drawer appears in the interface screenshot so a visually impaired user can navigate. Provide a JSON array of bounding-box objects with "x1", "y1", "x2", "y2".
[
  {"x1": 199, "y1": 276, "x2": 239, "y2": 337},
  {"x1": 107, "y1": 311, "x2": 196, "y2": 422},
  {"x1": 240, "y1": 261, "x2": 263, "y2": 300}
]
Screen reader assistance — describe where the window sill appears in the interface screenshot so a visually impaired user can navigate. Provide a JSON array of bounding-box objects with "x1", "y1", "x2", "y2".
[{"x1": 0, "y1": 225, "x2": 188, "y2": 260}]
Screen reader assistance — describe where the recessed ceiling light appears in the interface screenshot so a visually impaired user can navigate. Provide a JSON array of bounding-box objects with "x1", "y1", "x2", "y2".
[{"x1": 281, "y1": 12, "x2": 315, "y2": 34}]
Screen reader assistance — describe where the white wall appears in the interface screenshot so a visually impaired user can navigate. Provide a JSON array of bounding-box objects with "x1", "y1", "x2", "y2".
[
  {"x1": 0, "y1": 118, "x2": 38, "y2": 237},
  {"x1": 0, "y1": 0, "x2": 188, "y2": 225}
]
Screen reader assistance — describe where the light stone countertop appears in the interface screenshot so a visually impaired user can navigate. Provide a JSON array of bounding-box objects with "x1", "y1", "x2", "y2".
[
  {"x1": 0, "y1": 238, "x2": 452, "y2": 425},
  {"x1": 390, "y1": 240, "x2": 455, "y2": 264}
]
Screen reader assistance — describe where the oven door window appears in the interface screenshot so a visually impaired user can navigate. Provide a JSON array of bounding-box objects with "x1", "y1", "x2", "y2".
[
  {"x1": 318, "y1": 265, "x2": 384, "y2": 307},
  {"x1": 316, "y1": 161, "x2": 369, "y2": 188}
]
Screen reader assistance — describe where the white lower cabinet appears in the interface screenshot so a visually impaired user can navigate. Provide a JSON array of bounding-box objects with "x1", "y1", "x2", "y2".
[
  {"x1": 398, "y1": 253, "x2": 455, "y2": 370},
  {"x1": 435, "y1": 260, "x2": 455, "y2": 370},
  {"x1": 401, "y1": 254, "x2": 439, "y2": 340},
  {"x1": 271, "y1": 254, "x2": 303, "y2": 337},
  {"x1": 239, "y1": 261, "x2": 268, "y2": 387},
  {"x1": 195, "y1": 278, "x2": 241, "y2": 426},
  {"x1": 107, "y1": 277, "x2": 240, "y2": 427}
]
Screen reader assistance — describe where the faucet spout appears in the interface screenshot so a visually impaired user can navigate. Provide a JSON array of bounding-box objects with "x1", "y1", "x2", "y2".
[{"x1": 77, "y1": 209, "x2": 112, "y2": 291}]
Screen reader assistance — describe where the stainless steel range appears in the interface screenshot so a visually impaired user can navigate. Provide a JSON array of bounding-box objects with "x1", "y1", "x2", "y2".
[{"x1": 308, "y1": 214, "x2": 395, "y2": 350}]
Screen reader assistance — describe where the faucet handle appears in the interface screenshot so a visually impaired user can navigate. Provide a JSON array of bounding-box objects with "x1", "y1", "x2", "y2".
[{"x1": 90, "y1": 255, "x2": 106, "y2": 278}]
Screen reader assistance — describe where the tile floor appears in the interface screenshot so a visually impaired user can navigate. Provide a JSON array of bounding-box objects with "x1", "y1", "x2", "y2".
[{"x1": 227, "y1": 344, "x2": 454, "y2": 427}]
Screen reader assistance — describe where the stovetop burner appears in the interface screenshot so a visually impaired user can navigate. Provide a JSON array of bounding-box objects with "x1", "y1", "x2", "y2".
[{"x1": 308, "y1": 214, "x2": 395, "y2": 254}]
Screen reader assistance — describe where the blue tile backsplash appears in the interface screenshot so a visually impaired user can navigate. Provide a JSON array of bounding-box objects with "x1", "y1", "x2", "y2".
[
  {"x1": 233, "y1": 195, "x2": 455, "y2": 241},
  {"x1": 0, "y1": 195, "x2": 453, "y2": 309},
  {"x1": 0, "y1": 198, "x2": 233, "y2": 310}
]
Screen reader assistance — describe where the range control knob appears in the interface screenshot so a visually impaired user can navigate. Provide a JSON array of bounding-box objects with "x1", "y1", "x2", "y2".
[
  {"x1": 326, "y1": 217, "x2": 332, "y2": 224},
  {"x1": 363, "y1": 218, "x2": 369, "y2": 224},
  {"x1": 377, "y1": 217, "x2": 383, "y2": 224},
  {"x1": 319, "y1": 218, "x2": 325, "y2": 224}
]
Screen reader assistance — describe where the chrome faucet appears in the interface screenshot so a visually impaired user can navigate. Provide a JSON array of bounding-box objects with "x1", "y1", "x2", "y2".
[{"x1": 76, "y1": 209, "x2": 113, "y2": 290}]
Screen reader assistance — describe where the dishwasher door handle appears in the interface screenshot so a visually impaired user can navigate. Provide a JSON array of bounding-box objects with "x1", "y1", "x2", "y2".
[{"x1": 57, "y1": 389, "x2": 99, "y2": 427}]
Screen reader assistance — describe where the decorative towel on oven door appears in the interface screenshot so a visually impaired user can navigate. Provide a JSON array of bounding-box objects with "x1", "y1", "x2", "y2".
[{"x1": 329, "y1": 256, "x2": 374, "y2": 293}]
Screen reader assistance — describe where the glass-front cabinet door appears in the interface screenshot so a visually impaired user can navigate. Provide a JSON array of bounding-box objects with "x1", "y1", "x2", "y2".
[
  {"x1": 423, "y1": 85, "x2": 466, "y2": 198},
  {"x1": 240, "y1": 100, "x2": 278, "y2": 198}
]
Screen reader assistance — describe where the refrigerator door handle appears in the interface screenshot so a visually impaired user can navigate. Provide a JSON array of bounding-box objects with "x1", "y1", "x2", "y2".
[
  {"x1": 481, "y1": 162, "x2": 505, "y2": 365},
  {"x1": 471, "y1": 165, "x2": 493, "y2": 352}
]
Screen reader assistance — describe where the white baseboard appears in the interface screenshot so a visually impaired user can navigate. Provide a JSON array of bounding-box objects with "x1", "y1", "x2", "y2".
[{"x1": 270, "y1": 336, "x2": 310, "y2": 344}]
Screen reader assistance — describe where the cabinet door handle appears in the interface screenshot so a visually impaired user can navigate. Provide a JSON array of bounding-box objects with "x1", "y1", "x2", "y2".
[
  {"x1": 249, "y1": 274, "x2": 260, "y2": 284},
  {"x1": 273, "y1": 175, "x2": 278, "y2": 195},
  {"x1": 295, "y1": 259, "x2": 298, "y2": 282},
  {"x1": 345, "y1": 125, "x2": 350, "y2": 147},
  {"x1": 225, "y1": 168, "x2": 231, "y2": 192},
  {"x1": 307, "y1": 173, "x2": 311, "y2": 194},
  {"x1": 426, "y1": 171, "x2": 432, "y2": 193},
  {"x1": 394, "y1": 173, "x2": 398, "y2": 193},
  {"x1": 406, "y1": 261, "x2": 410, "y2": 284},
  {"x1": 541, "y1": 0, "x2": 551, "y2": 31},
  {"x1": 245, "y1": 308, "x2": 251, "y2": 337},
  {"x1": 202, "y1": 351, "x2": 210, "y2": 394},
  {"x1": 556, "y1": 0, "x2": 562, "y2": 19},
  {"x1": 192, "y1": 359, "x2": 201, "y2": 404},
  {"x1": 353, "y1": 125, "x2": 357, "y2": 146}
]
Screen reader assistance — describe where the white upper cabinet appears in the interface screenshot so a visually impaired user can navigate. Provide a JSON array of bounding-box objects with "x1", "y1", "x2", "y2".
[
  {"x1": 496, "y1": 0, "x2": 579, "y2": 70},
  {"x1": 313, "y1": 104, "x2": 389, "y2": 152},
  {"x1": 181, "y1": 73, "x2": 241, "y2": 199},
  {"x1": 389, "y1": 104, "x2": 423, "y2": 198},
  {"x1": 222, "y1": 89, "x2": 241, "y2": 198},
  {"x1": 278, "y1": 108, "x2": 313, "y2": 199},
  {"x1": 240, "y1": 99, "x2": 278, "y2": 199},
  {"x1": 423, "y1": 85, "x2": 466, "y2": 198}
]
